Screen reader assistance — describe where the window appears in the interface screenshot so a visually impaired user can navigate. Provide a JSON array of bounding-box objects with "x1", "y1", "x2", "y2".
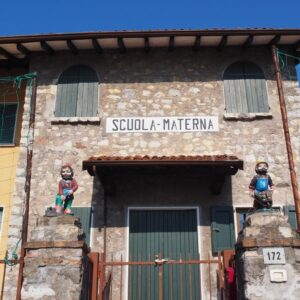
[
  {"x1": 0, "y1": 103, "x2": 18, "y2": 144},
  {"x1": 235, "y1": 208, "x2": 251, "y2": 233},
  {"x1": 0, "y1": 208, "x2": 3, "y2": 232},
  {"x1": 284, "y1": 205, "x2": 296, "y2": 229},
  {"x1": 55, "y1": 65, "x2": 99, "y2": 118},
  {"x1": 224, "y1": 61, "x2": 269, "y2": 114},
  {"x1": 296, "y1": 63, "x2": 300, "y2": 87}
]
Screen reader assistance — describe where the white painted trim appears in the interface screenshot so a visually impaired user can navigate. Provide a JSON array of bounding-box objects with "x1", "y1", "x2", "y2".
[{"x1": 125, "y1": 206, "x2": 204, "y2": 300}]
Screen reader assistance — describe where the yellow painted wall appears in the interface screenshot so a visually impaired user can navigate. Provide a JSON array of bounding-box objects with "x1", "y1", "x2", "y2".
[
  {"x1": 0, "y1": 67, "x2": 27, "y2": 295},
  {"x1": 0, "y1": 147, "x2": 20, "y2": 291}
]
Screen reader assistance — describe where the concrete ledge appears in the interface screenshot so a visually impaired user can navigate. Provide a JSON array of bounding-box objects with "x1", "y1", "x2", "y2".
[
  {"x1": 50, "y1": 116, "x2": 101, "y2": 124},
  {"x1": 223, "y1": 112, "x2": 273, "y2": 121},
  {"x1": 24, "y1": 240, "x2": 85, "y2": 249},
  {"x1": 236, "y1": 237, "x2": 300, "y2": 249},
  {"x1": 24, "y1": 257, "x2": 82, "y2": 266},
  {"x1": 36, "y1": 215, "x2": 81, "y2": 226}
]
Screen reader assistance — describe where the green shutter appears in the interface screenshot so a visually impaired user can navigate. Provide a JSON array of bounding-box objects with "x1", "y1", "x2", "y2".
[
  {"x1": 76, "y1": 66, "x2": 98, "y2": 117},
  {"x1": 211, "y1": 206, "x2": 235, "y2": 253},
  {"x1": 284, "y1": 205, "x2": 296, "y2": 229},
  {"x1": 224, "y1": 61, "x2": 268, "y2": 114},
  {"x1": 72, "y1": 207, "x2": 92, "y2": 245},
  {"x1": 0, "y1": 103, "x2": 18, "y2": 144},
  {"x1": 55, "y1": 65, "x2": 98, "y2": 117}
]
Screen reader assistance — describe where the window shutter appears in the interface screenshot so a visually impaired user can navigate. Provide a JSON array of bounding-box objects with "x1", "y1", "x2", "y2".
[
  {"x1": 211, "y1": 206, "x2": 235, "y2": 253},
  {"x1": 0, "y1": 104, "x2": 18, "y2": 144},
  {"x1": 283, "y1": 205, "x2": 296, "y2": 229},
  {"x1": 55, "y1": 65, "x2": 98, "y2": 117},
  {"x1": 76, "y1": 66, "x2": 98, "y2": 117},
  {"x1": 72, "y1": 207, "x2": 92, "y2": 245},
  {"x1": 224, "y1": 61, "x2": 268, "y2": 114}
]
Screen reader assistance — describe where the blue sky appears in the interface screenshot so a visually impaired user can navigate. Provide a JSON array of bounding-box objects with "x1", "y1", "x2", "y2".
[{"x1": 0, "y1": 0, "x2": 299, "y2": 36}]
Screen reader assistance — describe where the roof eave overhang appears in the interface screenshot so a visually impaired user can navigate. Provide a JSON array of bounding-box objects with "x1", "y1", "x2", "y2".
[
  {"x1": 82, "y1": 159, "x2": 244, "y2": 177},
  {"x1": 1, "y1": 28, "x2": 300, "y2": 43},
  {"x1": 1, "y1": 28, "x2": 300, "y2": 62}
]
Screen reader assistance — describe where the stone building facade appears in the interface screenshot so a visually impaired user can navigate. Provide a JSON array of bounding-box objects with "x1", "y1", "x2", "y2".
[{"x1": 0, "y1": 29, "x2": 300, "y2": 299}]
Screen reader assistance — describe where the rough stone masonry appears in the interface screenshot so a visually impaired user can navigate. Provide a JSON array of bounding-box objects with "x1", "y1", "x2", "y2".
[
  {"x1": 21, "y1": 215, "x2": 89, "y2": 300},
  {"x1": 235, "y1": 211, "x2": 300, "y2": 300}
]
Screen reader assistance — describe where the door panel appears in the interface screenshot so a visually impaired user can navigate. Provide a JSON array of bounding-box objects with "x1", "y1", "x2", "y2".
[{"x1": 129, "y1": 209, "x2": 200, "y2": 300}]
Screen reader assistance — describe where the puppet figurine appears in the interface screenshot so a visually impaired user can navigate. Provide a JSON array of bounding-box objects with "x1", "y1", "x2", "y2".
[
  {"x1": 249, "y1": 161, "x2": 274, "y2": 210},
  {"x1": 55, "y1": 164, "x2": 78, "y2": 215}
]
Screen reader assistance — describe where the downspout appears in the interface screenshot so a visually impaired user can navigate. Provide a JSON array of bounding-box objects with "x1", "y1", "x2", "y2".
[
  {"x1": 16, "y1": 76, "x2": 37, "y2": 300},
  {"x1": 103, "y1": 190, "x2": 107, "y2": 260},
  {"x1": 271, "y1": 45, "x2": 300, "y2": 232},
  {"x1": 92, "y1": 166, "x2": 107, "y2": 259}
]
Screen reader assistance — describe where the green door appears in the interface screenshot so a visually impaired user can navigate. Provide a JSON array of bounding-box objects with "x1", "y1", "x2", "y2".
[{"x1": 129, "y1": 209, "x2": 200, "y2": 300}]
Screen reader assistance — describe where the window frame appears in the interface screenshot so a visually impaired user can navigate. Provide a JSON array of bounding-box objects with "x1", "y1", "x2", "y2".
[{"x1": 0, "y1": 102, "x2": 19, "y2": 146}]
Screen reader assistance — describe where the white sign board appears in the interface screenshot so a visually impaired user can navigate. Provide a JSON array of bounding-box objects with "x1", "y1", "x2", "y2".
[
  {"x1": 106, "y1": 116, "x2": 219, "y2": 133},
  {"x1": 263, "y1": 248, "x2": 286, "y2": 265}
]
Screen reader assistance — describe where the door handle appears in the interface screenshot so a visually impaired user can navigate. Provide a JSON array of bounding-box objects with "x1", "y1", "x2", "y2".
[
  {"x1": 154, "y1": 258, "x2": 169, "y2": 265},
  {"x1": 212, "y1": 228, "x2": 220, "y2": 232},
  {"x1": 154, "y1": 254, "x2": 169, "y2": 265}
]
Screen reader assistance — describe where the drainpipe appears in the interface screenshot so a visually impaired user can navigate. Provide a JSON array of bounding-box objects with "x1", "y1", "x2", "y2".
[
  {"x1": 103, "y1": 188, "x2": 107, "y2": 260},
  {"x1": 16, "y1": 76, "x2": 38, "y2": 299},
  {"x1": 271, "y1": 45, "x2": 300, "y2": 232},
  {"x1": 93, "y1": 168, "x2": 107, "y2": 300}
]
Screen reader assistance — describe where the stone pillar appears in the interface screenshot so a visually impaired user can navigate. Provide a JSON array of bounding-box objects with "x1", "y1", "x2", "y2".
[
  {"x1": 235, "y1": 211, "x2": 300, "y2": 300},
  {"x1": 21, "y1": 215, "x2": 89, "y2": 300}
]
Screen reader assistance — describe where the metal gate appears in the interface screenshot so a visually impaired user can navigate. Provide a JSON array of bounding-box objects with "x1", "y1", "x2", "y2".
[{"x1": 96, "y1": 253, "x2": 222, "y2": 300}]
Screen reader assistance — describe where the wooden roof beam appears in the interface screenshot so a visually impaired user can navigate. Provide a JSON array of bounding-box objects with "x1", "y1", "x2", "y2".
[
  {"x1": 168, "y1": 36, "x2": 175, "y2": 52},
  {"x1": 67, "y1": 40, "x2": 78, "y2": 55},
  {"x1": 40, "y1": 41, "x2": 54, "y2": 55},
  {"x1": 117, "y1": 37, "x2": 126, "y2": 54},
  {"x1": 0, "y1": 47, "x2": 16, "y2": 60},
  {"x1": 16, "y1": 43, "x2": 31, "y2": 57},
  {"x1": 269, "y1": 35, "x2": 281, "y2": 46},
  {"x1": 92, "y1": 39, "x2": 102, "y2": 54},
  {"x1": 193, "y1": 36, "x2": 201, "y2": 51},
  {"x1": 144, "y1": 37, "x2": 150, "y2": 53},
  {"x1": 218, "y1": 36, "x2": 227, "y2": 51},
  {"x1": 242, "y1": 35, "x2": 254, "y2": 49}
]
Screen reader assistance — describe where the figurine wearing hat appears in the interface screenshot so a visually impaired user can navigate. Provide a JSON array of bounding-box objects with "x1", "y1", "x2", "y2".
[
  {"x1": 249, "y1": 161, "x2": 274, "y2": 210},
  {"x1": 55, "y1": 164, "x2": 78, "y2": 214}
]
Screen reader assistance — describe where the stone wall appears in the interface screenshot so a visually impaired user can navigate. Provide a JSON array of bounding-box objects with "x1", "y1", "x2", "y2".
[
  {"x1": 21, "y1": 216, "x2": 88, "y2": 300},
  {"x1": 235, "y1": 211, "x2": 300, "y2": 299},
  {"x1": 26, "y1": 47, "x2": 296, "y2": 218},
  {"x1": 4, "y1": 46, "x2": 300, "y2": 299}
]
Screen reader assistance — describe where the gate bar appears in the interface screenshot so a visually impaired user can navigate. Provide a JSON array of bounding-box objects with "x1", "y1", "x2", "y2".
[{"x1": 88, "y1": 252, "x2": 99, "y2": 300}]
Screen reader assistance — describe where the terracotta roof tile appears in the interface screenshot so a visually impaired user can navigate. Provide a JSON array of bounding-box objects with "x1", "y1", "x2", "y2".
[{"x1": 87, "y1": 154, "x2": 241, "y2": 162}]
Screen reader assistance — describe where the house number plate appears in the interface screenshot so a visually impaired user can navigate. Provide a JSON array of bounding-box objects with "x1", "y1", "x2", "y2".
[{"x1": 263, "y1": 247, "x2": 286, "y2": 265}]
